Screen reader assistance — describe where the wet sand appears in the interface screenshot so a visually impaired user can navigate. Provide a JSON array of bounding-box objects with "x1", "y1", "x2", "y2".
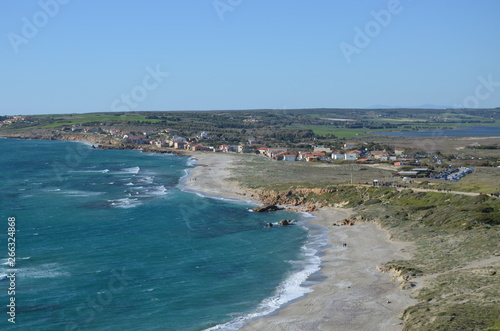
[{"x1": 182, "y1": 153, "x2": 259, "y2": 203}]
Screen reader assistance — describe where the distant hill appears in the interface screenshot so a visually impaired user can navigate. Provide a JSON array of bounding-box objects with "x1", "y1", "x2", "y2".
[{"x1": 369, "y1": 104, "x2": 450, "y2": 109}]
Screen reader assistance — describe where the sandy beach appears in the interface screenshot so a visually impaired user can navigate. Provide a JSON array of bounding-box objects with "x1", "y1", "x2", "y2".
[
  {"x1": 184, "y1": 153, "x2": 416, "y2": 331},
  {"x1": 241, "y1": 209, "x2": 416, "y2": 331},
  {"x1": 182, "y1": 152, "x2": 260, "y2": 204}
]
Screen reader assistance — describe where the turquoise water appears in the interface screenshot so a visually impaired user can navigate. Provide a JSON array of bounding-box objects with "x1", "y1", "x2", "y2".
[{"x1": 0, "y1": 139, "x2": 321, "y2": 331}]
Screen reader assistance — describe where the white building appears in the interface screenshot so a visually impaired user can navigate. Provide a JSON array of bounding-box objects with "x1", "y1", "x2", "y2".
[
  {"x1": 331, "y1": 153, "x2": 344, "y2": 160},
  {"x1": 344, "y1": 153, "x2": 359, "y2": 161}
]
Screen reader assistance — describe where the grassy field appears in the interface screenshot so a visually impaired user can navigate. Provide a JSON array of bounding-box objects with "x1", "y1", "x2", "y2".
[
  {"x1": 32, "y1": 113, "x2": 165, "y2": 129},
  {"x1": 228, "y1": 154, "x2": 395, "y2": 189},
  {"x1": 229, "y1": 153, "x2": 500, "y2": 194}
]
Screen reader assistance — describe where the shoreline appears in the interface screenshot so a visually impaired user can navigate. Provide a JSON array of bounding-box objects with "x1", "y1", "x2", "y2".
[
  {"x1": 0, "y1": 134, "x2": 193, "y2": 156},
  {"x1": 180, "y1": 153, "x2": 261, "y2": 205},
  {"x1": 184, "y1": 153, "x2": 416, "y2": 331}
]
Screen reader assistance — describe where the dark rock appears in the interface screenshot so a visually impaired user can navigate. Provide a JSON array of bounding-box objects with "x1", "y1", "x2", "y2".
[
  {"x1": 279, "y1": 219, "x2": 290, "y2": 226},
  {"x1": 252, "y1": 205, "x2": 282, "y2": 212}
]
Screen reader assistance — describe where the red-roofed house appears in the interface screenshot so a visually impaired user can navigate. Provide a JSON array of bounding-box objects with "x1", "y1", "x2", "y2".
[
  {"x1": 273, "y1": 151, "x2": 288, "y2": 161},
  {"x1": 257, "y1": 147, "x2": 269, "y2": 155},
  {"x1": 267, "y1": 148, "x2": 288, "y2": 158}
]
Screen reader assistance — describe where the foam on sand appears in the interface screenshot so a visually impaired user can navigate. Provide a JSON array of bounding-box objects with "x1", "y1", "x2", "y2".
[{"x1": 206, "y1": 217, "x2": 327, "y2": 331}]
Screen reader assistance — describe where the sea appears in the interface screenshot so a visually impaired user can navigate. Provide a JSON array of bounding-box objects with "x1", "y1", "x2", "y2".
[{"x1": 0, "y1": 139, "x2": 326, "y2": 331}]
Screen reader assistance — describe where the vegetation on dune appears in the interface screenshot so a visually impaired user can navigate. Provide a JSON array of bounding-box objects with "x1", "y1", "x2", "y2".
[{"x1": 232, "y1": 172, "x2": 500, "y2": 330}]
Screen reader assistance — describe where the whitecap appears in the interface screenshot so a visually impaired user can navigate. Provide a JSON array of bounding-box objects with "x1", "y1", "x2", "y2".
[
  {"x1": 42, "y1": 188, "x2": 61, "y2": 192},
  {"x1": 122, "y1": 166, "x2": 140, "y2": 174},
  {"x1": 144, "y1": 186, "x2": 168, "y2": 196},
  {"x1": 138, "y1": 176, "x2": 154, "y2": 184},
  {"x1": 18, "y1": 263, "x2": 70, "y2": 279},
  {"x1": 108, "y1": 198, "x2": 142, "y2": 209},
  {"x1": 73, "y1": 169, "x2": 109, "y2": 174},
  {"x1": 63, "y1": 190, "x2": 104, "y2": 197}
]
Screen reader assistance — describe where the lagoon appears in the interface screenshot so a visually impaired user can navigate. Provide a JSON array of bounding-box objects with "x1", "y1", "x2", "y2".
[{"x1": 373, "y1": 126, "x2": 500, "y2": 137}]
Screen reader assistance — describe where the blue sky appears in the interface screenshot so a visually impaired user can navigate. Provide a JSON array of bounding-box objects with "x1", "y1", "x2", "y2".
[{"x1": 1, "y1": 0, "x2": 499, "y2": 115}]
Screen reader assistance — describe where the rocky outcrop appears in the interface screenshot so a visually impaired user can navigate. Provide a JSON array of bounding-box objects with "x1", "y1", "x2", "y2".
[
  {"x1": 305, "y1": 205, "x2": 318, "y2": 212},
  {"x1": 340, "y1": 218, "x2": 355, "y2": 226},
  {"x1": 254, "y1": 188, "x2": 345, "y2": 211},
  {"x1": 252, "y1": 205, "x2": 283, "y2": 212},
  {"x1": 279, "y1": 219, "x2": 289, "y2": 226},
  {"x1": 278, "y1": 219, "x2": 297, "y2": 226}
]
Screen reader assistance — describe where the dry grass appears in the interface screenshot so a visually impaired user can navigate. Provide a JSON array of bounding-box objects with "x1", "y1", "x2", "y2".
[{"x1": 228, "y1": 154, "x2": 396, "y2": 189}]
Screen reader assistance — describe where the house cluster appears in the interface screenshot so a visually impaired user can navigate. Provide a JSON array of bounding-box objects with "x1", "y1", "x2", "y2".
[
  {"x1": 330, "y1": 144, "x2": 410, "y2": 165},
  {"x1": 255, "y1": 144, "x2": 410, "y2": 164},
  {"x1": 257, "y1": 147, "x2": 328, "y2": 162},
  {"x1": 59, "y1": 125, "x2": 415, "y2": 165},
  {"x1": 0, "y1": 116, "x2": 26, "y2": 127},
  {"x1": 62, "y1": 126, "x2": 102, "y2": 133},
  {"x1": 149, "y1": 132, "x2": 263, "y2": 153}
]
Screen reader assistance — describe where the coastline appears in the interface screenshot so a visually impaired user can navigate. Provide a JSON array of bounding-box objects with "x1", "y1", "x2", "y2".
[
  {"x1": 184, "y1": 153, "x2": 416, "y2": 331},
  {"x1": 2, "y1": 137, "x2": 418, "y2": 329},
  {"x1": 179, "y1": 152, "x2": 261, "y2": 204},
  {"x1": 0, "y1": 134, "x2": 192, "y2": 156}
]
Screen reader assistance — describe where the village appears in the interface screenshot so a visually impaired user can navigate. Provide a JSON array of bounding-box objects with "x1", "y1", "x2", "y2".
[
  {"x1": 0, "y1": 116, "x2": 27, "y2": 127},
  {"x1": 0, "y1": 115, "x2": 490, "y2": 183},
  {"x1": 84, "y1": 126, "x2": 409, "y2": 162},
  {"x1": 58, "y1": 125, "x2": 476, "y2": 182}
]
